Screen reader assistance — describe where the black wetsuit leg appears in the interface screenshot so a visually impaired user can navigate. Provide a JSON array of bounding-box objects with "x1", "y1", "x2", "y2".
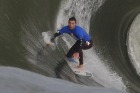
[
  {"x1": 67, "y1": 40, "x2": 93, "y2": 65},
  {"x1": 66, "y1": 40, "x2": 80, "y2": 58}
]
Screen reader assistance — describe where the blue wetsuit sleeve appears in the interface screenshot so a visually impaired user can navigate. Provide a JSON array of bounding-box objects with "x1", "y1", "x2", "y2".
[
  {"x1": 59, "y1": 26, "x2": 69, "y2": 34},
  {"x1": 51, "y1": 26, "x2": 69, "y2": 42},
  {"x1": 53, "y1": 26, "x2": 68, "y2": 39}
]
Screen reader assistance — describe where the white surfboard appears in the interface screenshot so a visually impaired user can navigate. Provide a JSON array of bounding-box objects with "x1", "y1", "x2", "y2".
[{"x1": 65, "y1": 58, "x2": 92, "y2": 77}]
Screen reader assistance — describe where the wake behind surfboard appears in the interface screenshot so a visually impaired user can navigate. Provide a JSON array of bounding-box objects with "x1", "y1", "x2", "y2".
[{"x1": 42, "y1": 31, "x2": 93, "y2": 77}]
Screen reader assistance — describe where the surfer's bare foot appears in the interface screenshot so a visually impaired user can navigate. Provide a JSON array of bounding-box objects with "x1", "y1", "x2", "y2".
[{"x1": 77, "y1": 64, "x2": 84, "y2": 69}]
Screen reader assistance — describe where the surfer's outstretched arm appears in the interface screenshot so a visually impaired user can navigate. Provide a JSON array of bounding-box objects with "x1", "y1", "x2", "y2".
[{"x1": 51, "y1": 26, "x2": 70, "y2": 42}]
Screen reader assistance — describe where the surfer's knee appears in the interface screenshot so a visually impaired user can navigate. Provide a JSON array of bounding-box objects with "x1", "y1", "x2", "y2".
[
  {"x1": 66, "y1": 54, "x2": 70, "y2": 58},
  {"x1": 66, "y1": 53, "x2": 72, "y2": 58}
]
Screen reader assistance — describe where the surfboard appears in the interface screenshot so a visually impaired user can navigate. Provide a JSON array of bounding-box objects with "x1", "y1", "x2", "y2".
[{"x1": 65, "y1": 57, "x2": 92, "y2": 77}]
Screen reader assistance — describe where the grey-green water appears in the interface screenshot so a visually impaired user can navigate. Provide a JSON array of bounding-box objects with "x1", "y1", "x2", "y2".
[{"x1": 0, "y1": 0, "x2": 140, "y2": 93}]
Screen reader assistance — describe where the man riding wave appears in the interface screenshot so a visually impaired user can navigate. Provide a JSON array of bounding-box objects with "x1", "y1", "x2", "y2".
[{"x1": 51, "y1": 17, "x2": 93, "y2": 68}]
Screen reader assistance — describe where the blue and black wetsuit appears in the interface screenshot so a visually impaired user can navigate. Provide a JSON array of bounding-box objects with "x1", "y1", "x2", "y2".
[{"x1": 53, "y1": 26, "x2": 93, "y2": 65}]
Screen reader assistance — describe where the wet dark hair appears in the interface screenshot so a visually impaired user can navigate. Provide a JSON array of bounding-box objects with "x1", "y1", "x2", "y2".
[{"x1": 68, "y1": 17, "x2": 76, "y2": 23}]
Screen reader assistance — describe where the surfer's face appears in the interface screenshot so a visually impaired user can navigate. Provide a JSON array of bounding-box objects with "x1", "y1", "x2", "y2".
[{"x1": 68, "y1": 20, "x2": 76, "y2": 30}]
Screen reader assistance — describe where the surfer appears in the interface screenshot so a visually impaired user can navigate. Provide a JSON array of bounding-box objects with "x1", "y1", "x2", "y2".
[{"x1": 51, "y1": 17, "x2": 93, "y2": 68}]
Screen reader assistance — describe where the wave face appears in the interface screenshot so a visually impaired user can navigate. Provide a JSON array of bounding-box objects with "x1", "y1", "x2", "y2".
[
  {"x1": 91, "y1": 0, "x2": 140, "y2": 93},
  {"x1": 0, "y1": 0, "x2": 140, "y2": 93},
  {"x1": 55, "y1": 0, "x2": 126, "y2": 91}
]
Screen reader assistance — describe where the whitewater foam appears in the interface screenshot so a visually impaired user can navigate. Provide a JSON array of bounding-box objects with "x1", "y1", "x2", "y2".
[{"x1": 127, "y1": 14, "x2": 140, "y2": 76}]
